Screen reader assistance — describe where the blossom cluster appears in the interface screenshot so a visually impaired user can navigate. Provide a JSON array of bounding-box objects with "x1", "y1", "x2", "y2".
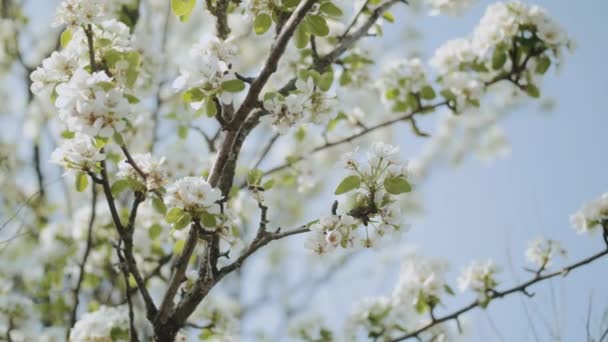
[
  {"x1": 305, "y1": 142, "x2": 413, "y2": 254},
  {"x1": 345, "y1": 252, "x2": 455, "y2": 341},
  {"x1": 117, "y1": 153, "x2": 168, "y2": 191},
  {"x1": 570, "y1": 192, "x2": 608, "y2": 235},
  {"x1": 53, "y1": 0, "x2": 106, "y2": 28},
  {"x1": 165, "y1": 176, "x2": 222, "y2": 214},
  {"x1": 55, "y1": 69, "x2": 131, "y2": 138},
  {"x1": 50, "y1": 133, "x2": 105, "y2": 172},
  {"x1": 263, "y1": 76, "x2": 335, "y2": 134},
  {"x1": 379, "y1": 58, "x2": 433, "y2": 113},
  {"x1": 457, "y1": 259, "x2": 500, "y2": 304},
  {"x1": 424, "y1": 0, "x2": 478, "y2": 17},
  {"x1": 525, "y1": 236, "x2": 567, "y2": 269},
  {"x1": 429, "y1": 1, "x2": 573, "y2": 110},
  {"x1": 173, "y1": 37, "x2": 240, "y2": 110},
  {"x1": 69, "y1": 306, "x2": 129, "y2": 341}
]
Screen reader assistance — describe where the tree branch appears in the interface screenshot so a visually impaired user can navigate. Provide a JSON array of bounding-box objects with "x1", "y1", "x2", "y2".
[
  {"x1": 391, "y1": 248, "x2": 608, "y2": 341},
  {"x1": 68, "y1": 185, "x2": 97, "y2": 334}
]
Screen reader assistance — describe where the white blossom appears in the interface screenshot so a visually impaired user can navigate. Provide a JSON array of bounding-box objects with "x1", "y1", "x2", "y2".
[
  {"x1": 457, "y1": 259, "x2": 500, "y2": 296},
  {"x1": 69, "y1": 306, "x2": 129, "y2": 341},
  {"x1": 55, "y1": 69, "x2": 130, "y2": 138},
  {"x1": 117, "y1": 153, "x2": 168, "y2": 191},
  {"x1": 525, "y1": 237, "x2": 566, "y2": 269},
  {"x1": 50, "y1": 134, "x2": 105, "y2": 171},
  {"x1": 54, "y1": 0, "x2": 107, "y2": 28},
  {"x1": 392, "y1": 253, "x2": 449, "y2": 309},
  {"x1": 164, "y1": 177, "x2": 222, "y2": 215},
  {"x1": 425, "y1": 0, "x2": 478, "y2": 17},
  {"x1": 570, "y1": 193, "x2": 608, "y2": 234}
]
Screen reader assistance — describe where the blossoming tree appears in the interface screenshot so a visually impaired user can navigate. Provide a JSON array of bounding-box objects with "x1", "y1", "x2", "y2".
[{"x1": 0, "y1": 0, "x2": 605, "y2": 341}]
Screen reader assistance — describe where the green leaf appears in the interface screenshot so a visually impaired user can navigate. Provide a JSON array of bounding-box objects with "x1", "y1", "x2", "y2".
[
  {"x1": 148, "y1": 223, "x2": 163, "y2": 239},
  {"x1": 110, "y1": 327, "x2": 130, "y2": 340},
  {"x1": 319, "y1": 2, "x2": 343, "y2": 17},
  {"x1": 247, "y1": 168, "x2": 264, "y2": 186},
  {"x1": 173, "y1": 239, "x2": 185, "y2": 254},
  {"x1": 60, "y1": 29, "x2": 72, "y2": 48},
  {"x1": 444, "y1": 284, "x2": 455, "y2": 295},
  {"x1": 253, "y1": 13, "x2": 272, "y2": 35},
  {"x1": 221, "y1": 79, "x2": 246, "y2": 92},
  {"x1": 200, "y1": 212, "x2": 216, "y2": 228},
  {"x1": 382, "y1": 11, "x2": 395, "y2": 23},
  {"x1": 283, "y1": 0, "x2": 301, "y2": 7},
  {"x1": 75, "y1": 172, "x2": 88, "y2": 192},
  {"x1": 166, "y1": 207, "x2": 183, "y2": 223},
  {"x1": 152, "y1": 197, "x2": 167, "y2": 215},
  {"x1": 492, "y1": 49, "x2": 507, "y2": 70},
  {"x1": 440, "y1": 89, "x2": 457, "y2": 101},
  {"x1": 383, "y1": 176, "x2": 411, "y2": 195},
  {"x1": 294, "y1": 24, "x2": 309, "y2": 49},
  {"x1": 305, "y1": 15, "x2": 329, "y2": 37},
  {"x1": 61, "y1": 131, "x2": 75, "y2": 139},
  {"x1": 334, "y1": 175, "x2": 361, "y2": 195},
  {"x1": 262, "y1": 179, "x2": 275, "y2": 190},
  {"x1": 111, "y1": 179, "x2": 130, "y2": 196},
  {"x1": 316, "y1": 71, "x2": 334, "y2": 92},
  {"x1": 173, "y1": 214, "x2": 192, "y2": 230},
  {"x1": 535, "y1": 56, "x2": 551, "y2": 75},
  {"x1": 178, "y1": 125, "x2": 189, "y2": 139},
  {"x1": 113, "y1": 131, "x2": 125, "y2": 145},
  {"x1": 385, "y1": 88, "x2": 399, "y2": 100},
  {"x1": 171, "y1": 0, "x2": 196, "y2": 17},
  {"x1": 420, "y1": 85, "x2": 436, "y2": 100},
  {"x1": 526, "y1": 84, "x2": 540, "y2": 98},
  {"x1": 205, "y1": 99, "x2": 217, "y2": 117}
]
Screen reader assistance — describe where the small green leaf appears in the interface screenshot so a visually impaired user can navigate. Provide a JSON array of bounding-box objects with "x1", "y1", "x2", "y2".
[
  {"x1": 316, "y1": 71, "x2": 334, "y2": 92},
  {"x1": 334, "y1": 175, "x2": 361, "y2": 195},
  {"x1": 535, "y1": 56, "x2": 551, "y2": 75},
  {"x1": 247, "y1": 168, "x2": 264, "y2": 186},
  {"x1": 382, "y1": 11, "x2": 395, "y2": 23},
  {"x1": 61, "y1": 131, "x2": 75, "y2": 139},
  {"x1": 75, "y1": 172, "x2": 89, "y2": 192},
  {"x1": 200, "y1": 212, "x2": 216, "y2": 228},
  {"x1": 166, "y1": 207, "x2": 183, "y2": 223},
  {"x1": 173, "y1": 213, "x2": 192, "y2": 230},
  {"x1": 294, "y1": 24, "x2": 309, "y2": 49},
  {"x1": 173, "y1": 239, "x2": 185, "y2": 254},
  {"x1": 420, "y1": 85, "x2": 436, "y2": 100},
  {"x1": 492, "y1": 49, "x2": 507, "y2": 70},
  {"x1": 111, "y1": 179, "x2": 130, "y2": 196},
  {"x1": 221, "y1": 79, "x2": 246, "y2": 92},
  {"x1": 113, "y1": 131, "x2": 125, "y2": 145},
  {"x1": 319, "y1": 2, "x2": 343, "y2": 17},
  {"x1": 385, "y1": 88, "x2": 399, "y2": 100},
  {"x1": 152, "y1": 197, "x2": 167, "y2": 215},
  {"x1": 526, "y1": 84, "x2": 540, "y2": 98},
  {"x1": 253, "y1": 13, "x2": 272, "y2": 35},
  {"x1": 148, "y1": 223, "x2": 163, "y2": 239},
  {"x1": 205, "y1": 99, "x2": 217, "y2": 117},
  {"x1": 305, "y1": 15, "x2": 329, "y2": 37},
  {"x1": 60, "y1": 29, "x2": 72, "y2": 48},
  {"x1": 262, "y1": 179, "x2": 275, "y2": 190},
  {"x1": 178, "y1": 125, "x2": 189, "y2": 139},
  {"x1": 383, "y1": 176, "x2": 411, "y2": 195},
  {"x1": 171, "y1": 0, "x2": 196, "y2": 17},
  {"x1": 444, "y1": 284, "x2": 455, "y2": 295},
  {"x1": 110, "y1": 327, "x2": 130, "y2": 340}
]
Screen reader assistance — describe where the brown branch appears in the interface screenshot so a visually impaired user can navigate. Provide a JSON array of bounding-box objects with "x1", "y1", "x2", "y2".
[
  {"x1": 155, "y1": 225, "x2": 199, "y2": 324},
  {"x1": 68, "y1": 185, "x2": 97, "y2": 333},
  {"x1": 227, "y1": 0, "x2": 318, "y2": 129},
  {"x1": 115, "y1": 243, "x2": 140, "y2": 342},
  {"x1": 391, "y1": 248, "x2": 608, "y2": 341},
  {"x1": 256, "y1": 101, "x2": 448, "y2": 182}
]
